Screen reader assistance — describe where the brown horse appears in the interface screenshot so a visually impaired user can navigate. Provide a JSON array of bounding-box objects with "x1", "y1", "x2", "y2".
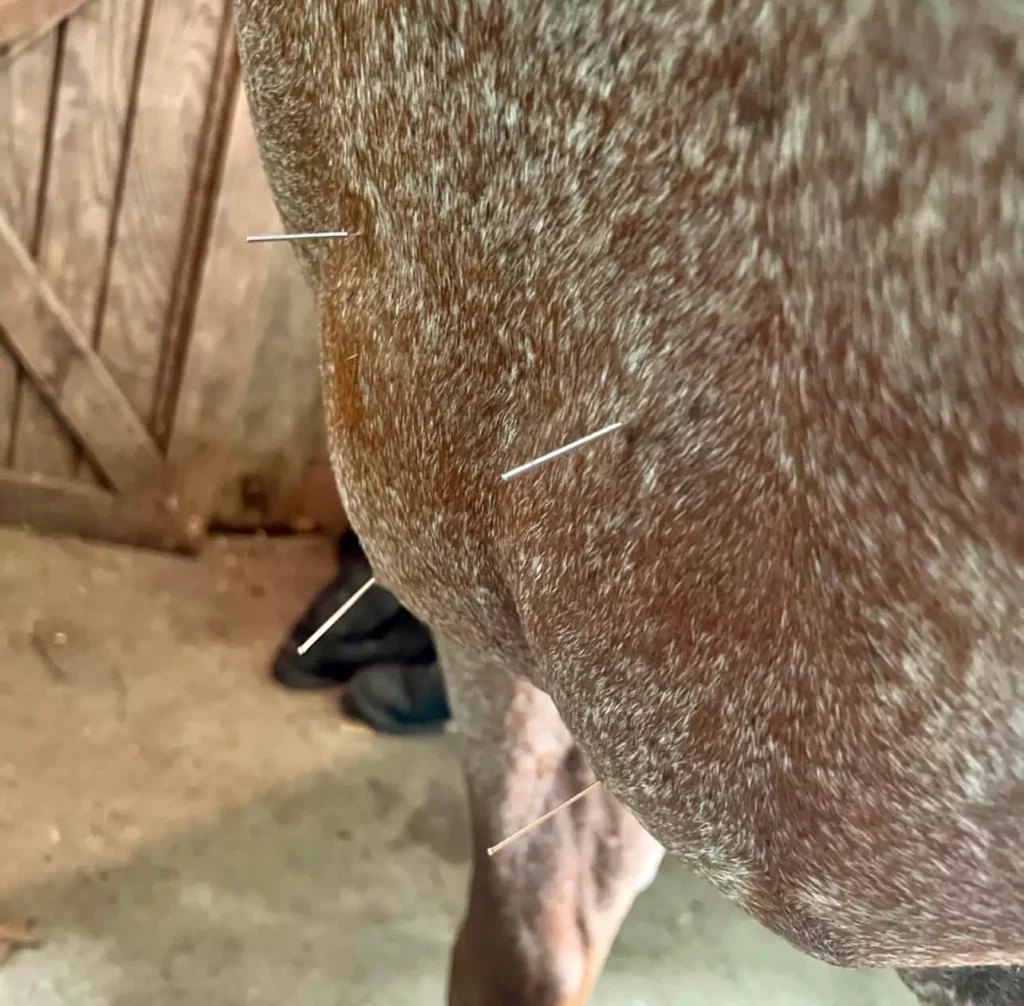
[{"x1": 233, "y1": 1, "x2": 1024, "y2": 1003}]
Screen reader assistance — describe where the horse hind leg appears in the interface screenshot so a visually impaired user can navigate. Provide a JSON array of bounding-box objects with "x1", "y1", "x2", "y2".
[{"x1": 437, "y1": 635, "x2": 664, "y2": 1006}]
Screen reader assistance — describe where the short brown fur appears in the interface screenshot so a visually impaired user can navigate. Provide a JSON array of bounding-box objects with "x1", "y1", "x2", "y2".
[{"x1": 234, "y1": 1, "x2": 1024, "y2": 1002}]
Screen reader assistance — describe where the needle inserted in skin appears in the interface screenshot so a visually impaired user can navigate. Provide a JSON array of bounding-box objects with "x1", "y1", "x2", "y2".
[
  {"x1": 297, "y1": 577, "x2": 377, "y2": 655},
  {"x1": 486, "y1": 781, "x2": 602, "y2": 856},
  {"x1": 500, "y1": 423, "x2": 624, "y2": 480},
  {"x1": 246, "y1": 230, "x2": 358, "y2": 243}
]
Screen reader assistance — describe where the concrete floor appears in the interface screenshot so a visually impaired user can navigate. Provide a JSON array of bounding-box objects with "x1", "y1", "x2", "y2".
[{"x1": 0, "y1": 528, "x2": 916, "y2": 1005}]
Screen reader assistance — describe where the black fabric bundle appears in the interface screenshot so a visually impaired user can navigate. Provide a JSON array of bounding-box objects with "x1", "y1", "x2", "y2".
[{"x1": 272, "y1": 532, "x2": 450, "y2": 734}]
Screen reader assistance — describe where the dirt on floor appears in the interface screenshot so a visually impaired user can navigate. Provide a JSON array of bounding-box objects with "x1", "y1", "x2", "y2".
[{"x1": 0, "y1": 529, "x2": 354, "y2": 895}]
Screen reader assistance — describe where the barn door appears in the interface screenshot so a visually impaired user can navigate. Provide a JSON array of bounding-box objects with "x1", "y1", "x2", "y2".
[{"x1": 0, "y1": 0, "x2": 280, "y2": 553}]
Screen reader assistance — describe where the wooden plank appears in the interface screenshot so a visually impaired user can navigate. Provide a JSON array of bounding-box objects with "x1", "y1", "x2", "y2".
[
  {"x1": 166, "y1": 82, "x2": 280, "y2": 536},
  {"x1": 210, "y1": 237, "x2": 320, "y2": 526},
  {"x1": 0, "y1": 469, "x2": 192, "y2": 552},
  {"x1": 0, "y1": 212, "x2": 164, "y2": 491},
  {"x1": 204, "y1": 240, "x2": 347, "y2": 533},
  {"x1": 214, "y1": 428, "x2": 348, "y2": 533},
  {"x1": 214, "y1": 452, "x2": 347, "y2": 534},
  {"x1": 0, "y1": 30, "x2": 58, "y2": 465},
  {"x1": 269, "y1": 452, "x2": 347, "y2": 534},
  {"x1": 151, "y1": 5, "x2": 236, "y2": 445},
  {"x1": 95, "y1": 0, "x2": 226, "y2": 424},
  {"x1": 11, "y1": 0, "x2": 148, "y2": 481},
  {"x1": 0, "y1": 0, "x2": 91, "y2": 50},
  {"x1": 0, "y1": 32, "x2": 55, "y2": 229}
]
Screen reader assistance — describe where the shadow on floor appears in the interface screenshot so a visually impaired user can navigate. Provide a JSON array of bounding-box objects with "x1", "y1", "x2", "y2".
[
  {"x1": 1, "y1": 736, "x2": 468, "y2": 1006},
  {"x1": 0, "y1": 733, "x2": 912, "y2": 1006}
]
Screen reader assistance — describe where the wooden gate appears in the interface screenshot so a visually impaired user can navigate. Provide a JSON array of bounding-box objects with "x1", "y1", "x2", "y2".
[{"x1": 0, "y1": 0, "x2": 282, "y2": 552}]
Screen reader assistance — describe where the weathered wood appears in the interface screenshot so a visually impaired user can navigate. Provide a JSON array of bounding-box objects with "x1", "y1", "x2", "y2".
[
  {"x1": 151, "y1": 3, "x2": 236, "y2": 446},
  {"x1": 269, "y1": 453, "x2": 347, "y2": 534},
  {"x1": 215, "y1": 426, "x2": 347, "y2": 533},
  {"x1": 0, "y1": 469, "x2": 192, "y2": 552},
  {"x1": 96, "y1": 0, "x2": 226, "y2": 424},
  {"x1": 212, "y1": 239, "x2": 322, "y2": 526},
  {"x1": 0, "y1": 0, "x2": 92, "y2": 50},
  {"x1": 0, "y1": 212, "x2": 164, "y2": 491},
  {"x1": 12, "y1": 0, "x2": 148, "y2": 481},
  {"x1": 167, "y1": 83, "x2": 280, "y2": 536},
  {"x1": 0, "y1": 31, "x2": 58, "y2": 465},
  {"x1": 0, "y1": 6, "x2": 336, "y2": 549},
  {"x1": 0, "y1": 37, "x2": 54, "y2": 240}
]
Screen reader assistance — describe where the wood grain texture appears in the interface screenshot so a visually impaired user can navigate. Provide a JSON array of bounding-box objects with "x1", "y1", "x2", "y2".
[
  {"x1": 0, "y1": 31, "x2": 58, "y2": 466},
  {"x1": 11, "y1": 0, "x2": 148, "y2": 481},
  {"x1": 96, "y1": 0, "x2": 226, "y2": 424},
  {"x1": 211, "y1": 241, "x2": 322, "y2": 525},
  {"x1": 0, "y1": 3, "x2": 333, "y2": 543},
  {"x1": 0, "y1": 0, "x2": 91, "y2": 49},
  {"x1": 267, "y1": 452, "x2": 347, "y2": 534},
  {"x1": 0, "y1": 212, "x2": 163, "y2": 491},
  {"x1": 151, "y1": 5, "x2": 235, "y2": 446},
  {"x1": 167, "y1": 82, "x2": 280, "y2": 535},
  {"x1": 210, "y1": 246, "x2": 346, "y2": 534},
  {"x1": 0, "y1": 469, "x2": 191, "y2": 551}
]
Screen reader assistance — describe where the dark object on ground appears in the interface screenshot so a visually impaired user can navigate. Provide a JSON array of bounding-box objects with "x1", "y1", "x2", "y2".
[
  {"x1": 272, "y1": 532, "x2": 428, "y2": 689},
  {"x1": 342, "y1": 661, "x2": 450, "y2": 736},
  {"x1": 272, "y1": 532, "x2": 450, "y2": 733}
]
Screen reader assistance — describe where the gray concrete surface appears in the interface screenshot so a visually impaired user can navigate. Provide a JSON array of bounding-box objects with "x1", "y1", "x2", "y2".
[{"x1": 0, "y1": 529, "x2": 915, "y2": 1005}]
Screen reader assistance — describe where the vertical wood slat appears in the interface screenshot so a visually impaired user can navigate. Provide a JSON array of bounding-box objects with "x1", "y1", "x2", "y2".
[
  {"x1": 94, "y1": 0, "x2": 227, "y2": 427},
  {"x1": 167, "y1": 83, "x2": 281, "y2": 537},
  {"x1": 10, "y1": 0, "x2": 148, "y2": 480},
  {"x1": 0, "y1": 5, "x2": 316, "y2": 548},
  {"x1": 211, "y1": 242, "x2": 326, "y2": 528},
  {"x1": 0, "y1": 32, "x2": 58, "y2": 466},
  {"x1": 151, "y1": 3, "x2": 236, "y2": 447}
]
